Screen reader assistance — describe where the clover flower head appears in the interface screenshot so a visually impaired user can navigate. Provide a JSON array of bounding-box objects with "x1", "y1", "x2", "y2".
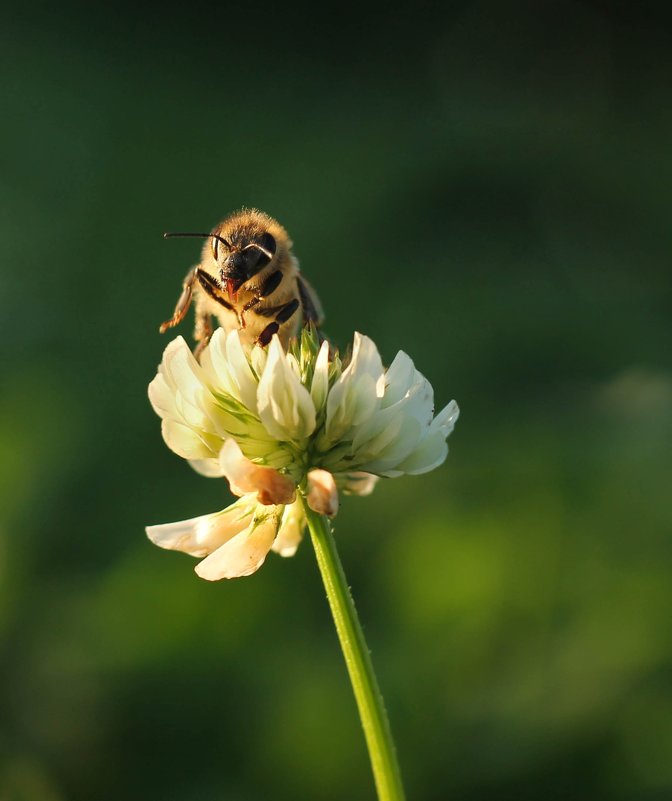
[{"x1": 146, "y1": 327, "x2": 458, "y2": 579}]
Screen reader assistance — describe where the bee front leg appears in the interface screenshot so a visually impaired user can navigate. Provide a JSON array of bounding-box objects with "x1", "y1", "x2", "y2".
[
  {"x1": 193, "y1": 315, "x2": 213, "y2": 361},
  {"x1": 159, "y1": 266, "x2": 198, "y2": 333},
  {"x1": 192, "y1": 293, "x2": 214, "y2": 361},
  {"x1": 257, "y1": 298, "x2": 300, "y2": 346},
  {"x1": 241, "y1": 270, "x2": 284, "y2": 328}
]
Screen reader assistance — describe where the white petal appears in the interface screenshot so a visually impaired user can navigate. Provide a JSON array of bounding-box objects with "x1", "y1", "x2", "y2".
[
  {"x1": 325, "y1": 374, "x2": 378, "y2": 441},
  {"x1": 151, "y1": 338, "x2": 213, "y2": 430},
  {"x1": 402, "y1": 372, "x2": 434, "y2": 428},
  {"x1": 257, "y1": 336, "x2": 316, "y2": 441},
  {"x1": 161, "y1": 419, "x2": 215, "y2": 460},
  {"x1": 431, "y1": 400, "x2": 460, "y2": 436},
  {"x1": 381, "y1": 351, "x2": 416, "y2": 407},
  {"x1": 146, "y1": 495, "x2": 256, "y2": 557},
  {"x1": 307, "y1": 469, "x2": 339, "y2": 517},
  {"x1": 310, "y1": 339, "x2": 331, "y2": 414},
  {"x1": 250, "y1": 343, "x2": 268, "y2": 377},
  {"x1": 394, "y1": 432, "x2": 449, "y2": 475},
  {"x1": 188, "y1": 458, "x2": 225, "y2": 477},
  {"x1": 286, "y1": 352, "x2": 302, "y2": 380},
  {"x1": 350, "y1": 332, "x2": 384, "y2": 380},
  {"x1": 200, "y1": 329, "x2": 239, "y2": 399},
  {"x1": 351, "y1": 404, "x2": 404, "y2": 454},
  {"x1": 225, "y1": 329, "x2": 259, "y2": 412},
  {"x1": 357, "y1": 416, "x2": 423, "y2": 474},
  {"x1": 325, "y1": 333, "x2": 383, "y2": 441},
  {"x1": 195, "y1": 506, "x2": 282, "y2": 580},
  {"x1": 148, "y1": 373, "x2": 179, "y2": 419},
  {"x1": 163, "y1": 336, "x2": 207, "y2": 408},
  {"x1": 272, "y1": 500, "x2": 305, "y2": 557},
  {"x1": 219, "y1": 439, "x2": 296, "y2": 505}
]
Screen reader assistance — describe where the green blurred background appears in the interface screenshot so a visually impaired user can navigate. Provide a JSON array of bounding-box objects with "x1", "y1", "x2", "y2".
[{"x1": 2, "y1": 1, "x2": 671, "y2": 799}]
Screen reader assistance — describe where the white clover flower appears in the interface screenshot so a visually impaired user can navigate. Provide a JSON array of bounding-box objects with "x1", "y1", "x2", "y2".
[{"x1": 146, "y1": 327, "x2": 458, "y2": 580}]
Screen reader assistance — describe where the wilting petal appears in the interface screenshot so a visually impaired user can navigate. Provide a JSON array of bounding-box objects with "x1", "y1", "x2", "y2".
[
  {"x1": 339, "y1": 472, "x2": 379, "y2": 496},
  {"x1": 272, "y1": 500, "x2": 305, "y2": 557},
  {"x1": 146, "y1": 495, "x2": 257, "y2": 557},
  {"x1": 195, "y1": 506, "x2": 282, "y2": 580},
  {"x1": 307, "y1": 469, "x2": 339, "y2": 517},
  {"x1": 219, "y1": 439, "x2": 296, "y2": 505},
  {"x1": 257, "y1": 337, "x2": 317, "y2": 441}
]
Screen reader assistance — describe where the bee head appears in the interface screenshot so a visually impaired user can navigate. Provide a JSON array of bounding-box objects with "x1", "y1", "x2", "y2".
[
  {"x1": 164, "y1": 210, "x2": 284, "y2": 299},
  {"x1": 220, "y1": 231, "x2": 277, "y2": 288}
]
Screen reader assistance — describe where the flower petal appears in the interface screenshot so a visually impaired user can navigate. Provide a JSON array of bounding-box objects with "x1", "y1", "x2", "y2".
[
  {"x1": 146, "y1": 495, "x2": 257, "y2": 557},
  {"x1": 195, "y1": 506, "x2": 282, "y2": 580},
  {"x1": 324, "y1": 333, "x2": 384, "y2": 442},
  {"x1": 394, "y1": 433, "x2": 448, "y2": 475},
  {"x1": 257, "y1": 336, "x2": 317, "y2": 441},
  {"x1": 219, "y1": 439, "x2": 296, "y2": 505},
  {"x1": 431, "y1": 400, "x2": 460, "y2": 436},
  {"x1": 310, "y1": 339, "x2": 331, "y2": 415},
  {"x1": 225, "y1": 329, "x2": 260, "y2": 412},
  {"x1": 188, "y1": 458, "x2": 225, "y2": 477},
  {"x1": 381, "y1": 351, "x2": 416, "y2": 407},
  {"x1": 338, "y1": 472, "x2": 380, "y2": 496},
  {"x1": 393, "y1": 401, "x2": 459, "y2": 475},
  {"x1": 272, "y1": 500, "x2": 305, "y2": 557},
  {"x1": 161, "y1": 419, "x2": 215, "y2": 460},
  {"x1": 200, "y1": 329, "x2": 241, "y2": 402},
  {"x1": 307, "y1": 469, "x2": 339, "y2": 517},
  {"x1": 356, "y1": 415, "x2": 423, "y2": 475}
]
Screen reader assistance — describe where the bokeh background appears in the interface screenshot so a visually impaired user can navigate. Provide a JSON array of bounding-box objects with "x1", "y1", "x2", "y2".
[{"x1": 2, "y1": 1, "x2": 671, "y2": 799}]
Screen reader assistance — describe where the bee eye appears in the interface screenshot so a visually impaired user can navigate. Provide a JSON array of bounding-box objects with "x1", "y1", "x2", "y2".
[
  {"x1": 250, "y1": 233, "x2": 276, "y2": 269},
  {"x1": 259, "y1": 233, "x2": 276, "y2": 257}
]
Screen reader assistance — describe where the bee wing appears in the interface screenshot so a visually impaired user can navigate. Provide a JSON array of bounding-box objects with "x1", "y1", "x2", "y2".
[{"x1": 297, "y1": 273, "x2": 325, "y2": 326}]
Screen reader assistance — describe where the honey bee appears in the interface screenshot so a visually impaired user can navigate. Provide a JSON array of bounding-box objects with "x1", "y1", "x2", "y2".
[{"x1": 160, "y1": 209, "x2": 323, "y2": 355}]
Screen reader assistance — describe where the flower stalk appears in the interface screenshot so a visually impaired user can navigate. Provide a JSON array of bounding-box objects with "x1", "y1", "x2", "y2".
[{"x1": 301, "y1": 495, "x2": 406, "y2": 801}]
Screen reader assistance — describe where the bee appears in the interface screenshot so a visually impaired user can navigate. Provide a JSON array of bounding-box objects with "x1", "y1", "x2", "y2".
[{"x1": 160, "y1": 209, "x2": 323, "y2": 355}]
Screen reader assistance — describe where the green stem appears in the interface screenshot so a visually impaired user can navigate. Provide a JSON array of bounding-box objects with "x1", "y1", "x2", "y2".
[{"x1": 300, "y1": 497, "x2": 406, "y2": 801}]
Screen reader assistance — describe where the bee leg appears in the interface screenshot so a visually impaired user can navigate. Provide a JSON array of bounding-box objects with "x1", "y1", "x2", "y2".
[
  {"x1": 257, "y1": 322, "x2": 280, "y2": 347},
  {"x1": 197, "y1": 269, "x2": 242, "y2": 326},
  {"x1": 256, "y1": 298, "x2": 300, "y2": 346},
  {"x1": 159, "y1": 266, "x2": 198, "y2": 333},
  {"x1": 241, "y1": 270, "x2": 284, "y2": 328},
  {"x1": 193, "y1": 315, "x2": 213, "y2": 360}
]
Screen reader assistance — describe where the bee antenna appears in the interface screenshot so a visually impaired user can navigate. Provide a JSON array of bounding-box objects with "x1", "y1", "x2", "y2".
[{"x1": 164, "y1": 232, "x2": 231, "y2": 248}]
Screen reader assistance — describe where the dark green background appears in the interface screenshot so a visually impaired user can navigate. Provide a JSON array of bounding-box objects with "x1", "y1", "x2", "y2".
[{"x1": 2, "y1": 2, "x2": 671, "y2": 799}]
